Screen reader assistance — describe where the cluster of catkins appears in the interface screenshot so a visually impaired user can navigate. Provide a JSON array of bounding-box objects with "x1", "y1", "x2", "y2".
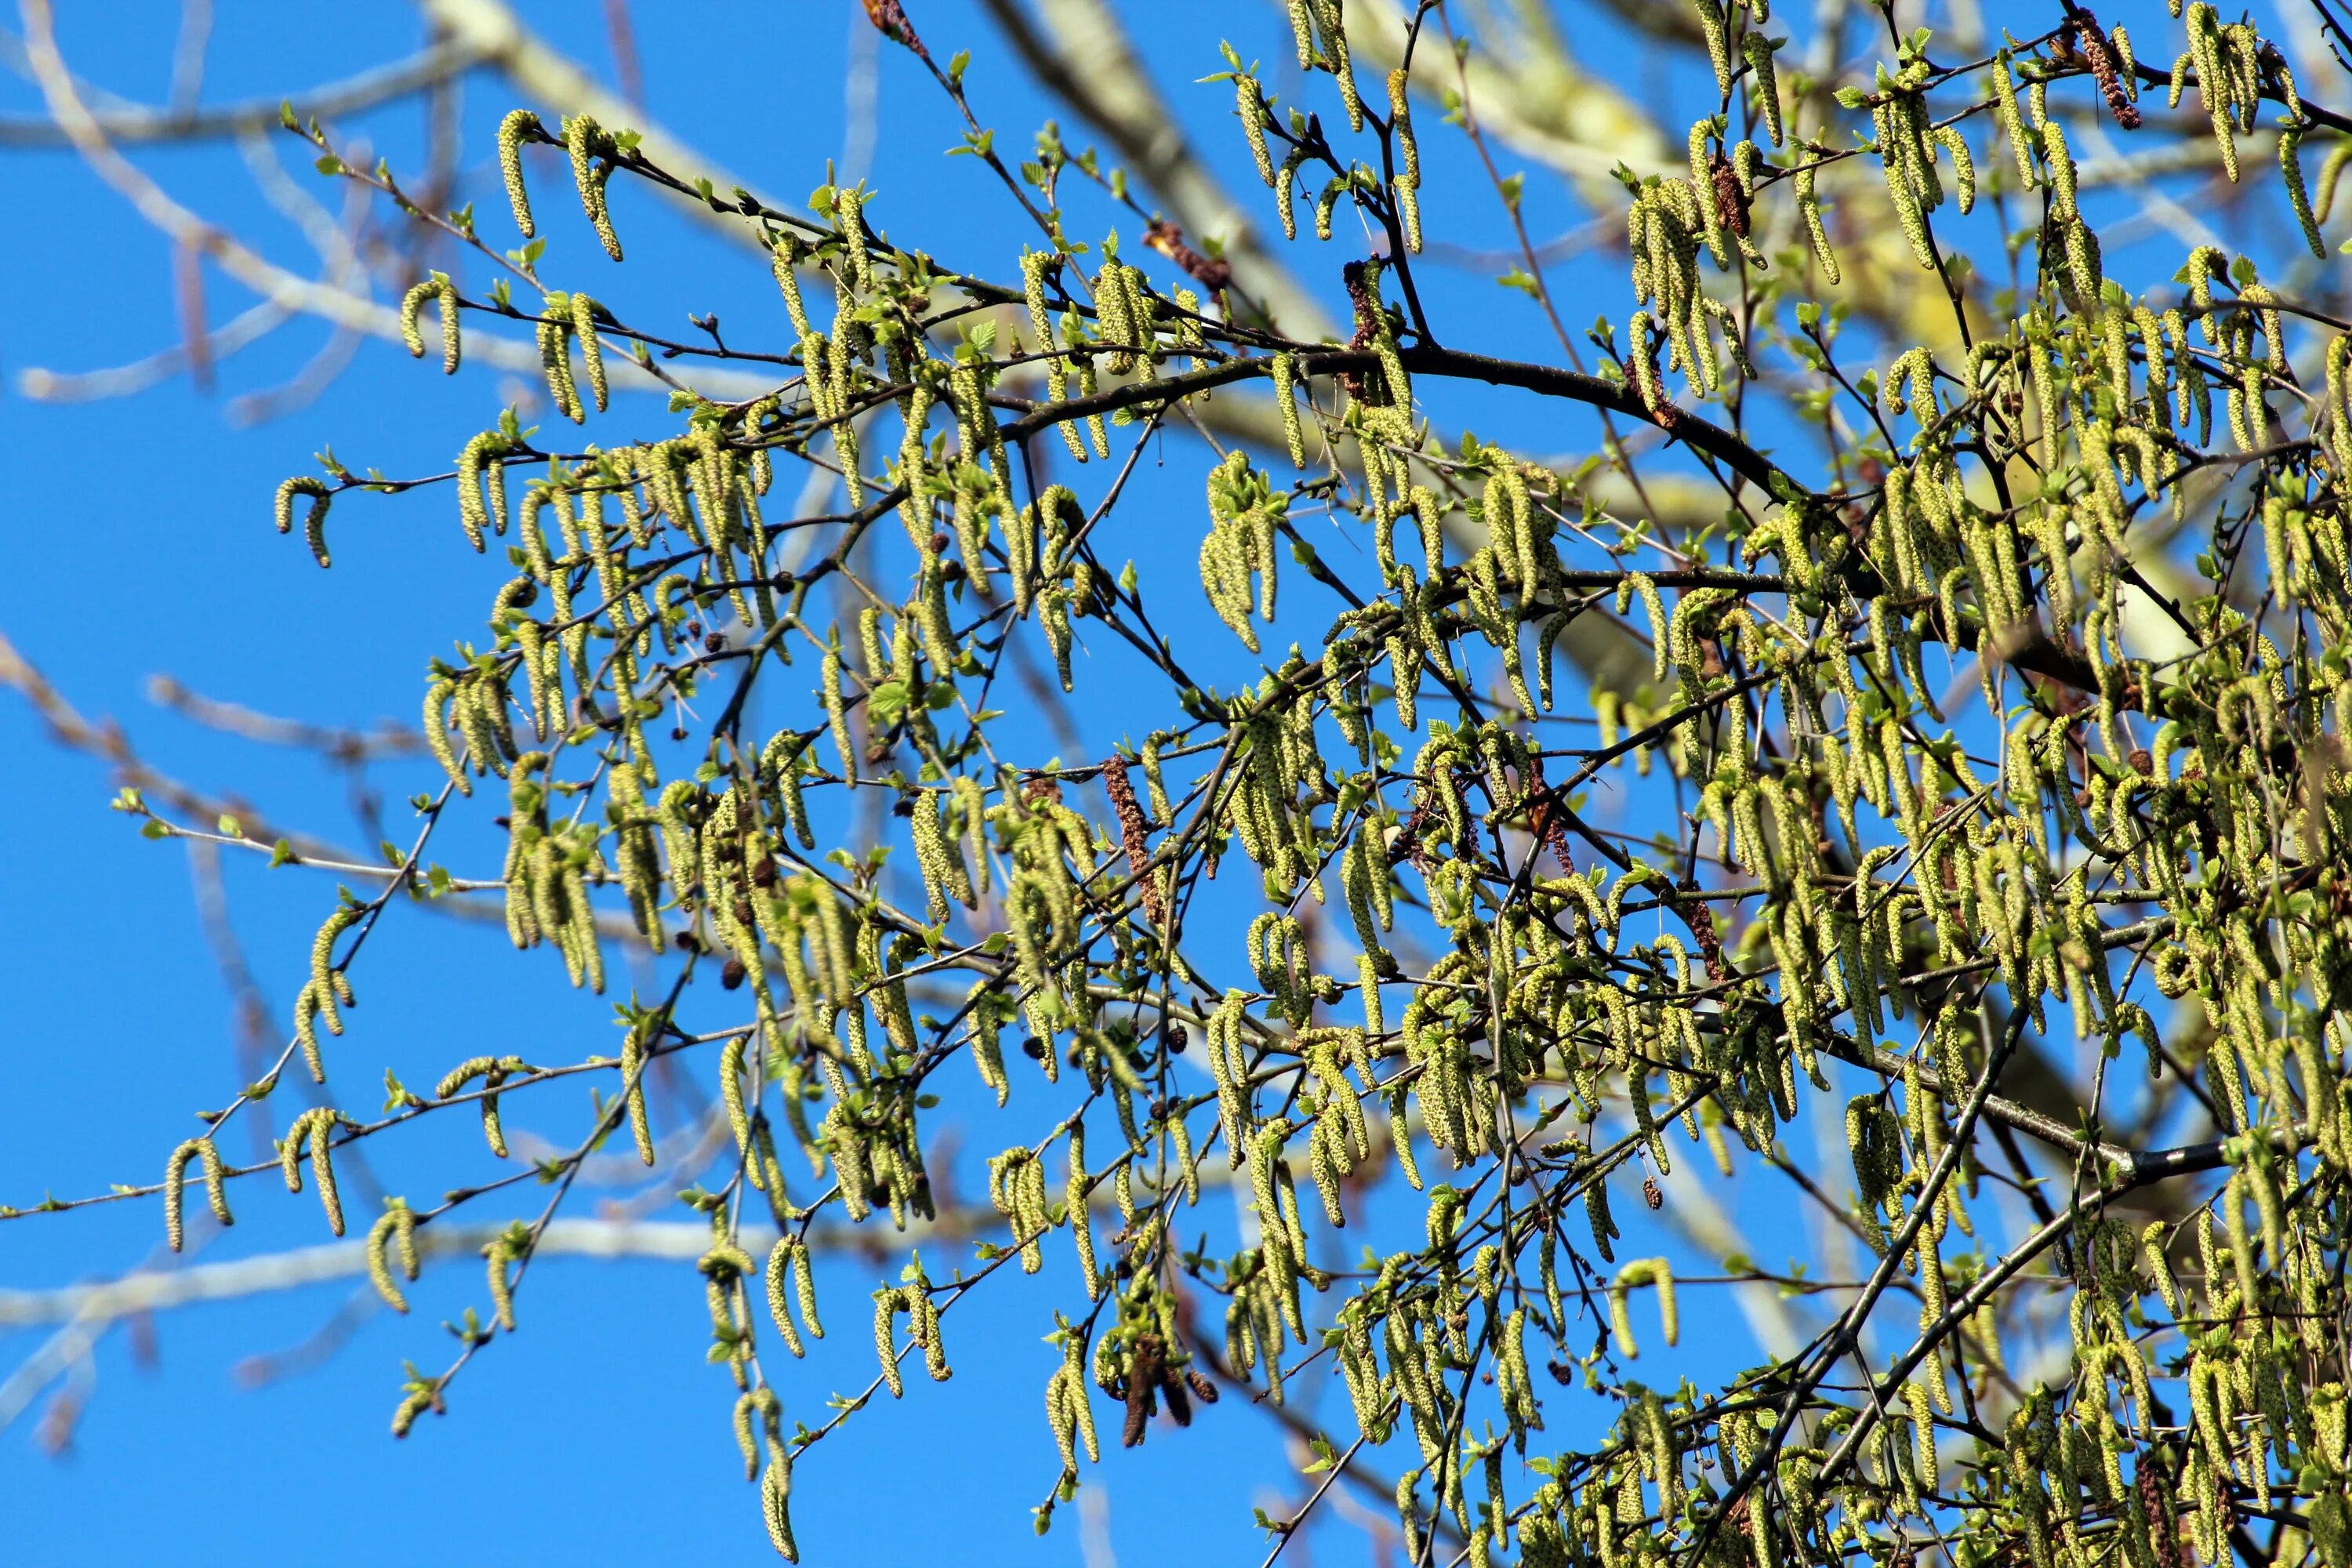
[{"x1": 193, "y1": 0, "x2": 2352, "y2": 1560}]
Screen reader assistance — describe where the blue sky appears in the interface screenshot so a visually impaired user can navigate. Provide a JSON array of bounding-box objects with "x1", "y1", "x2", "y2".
[
  {"x1": 0, "y1": 2, "x2": 2305, "y2": 1563},
  {"x1": 0, "y1": 8, "x2": 1618, "y2": 1561}
]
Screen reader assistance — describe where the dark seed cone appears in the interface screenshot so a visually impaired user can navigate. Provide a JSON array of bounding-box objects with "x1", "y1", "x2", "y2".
[
  {"x1": 1121, "y1": 1334, "x2": 1165, "y2": 1447},
  {"x1": 2067, "y1": 15, "x2": 2140, "y2": 130},
  {"x1": 1101, "y1": 757, "x2": 1164, "y2": 925},
  {"x1": 858, "y1": 0, "x2": 929, "y2": 60},
  {"x1": 1711, "y1": 153, "x2": 1750, "y2": 240}
]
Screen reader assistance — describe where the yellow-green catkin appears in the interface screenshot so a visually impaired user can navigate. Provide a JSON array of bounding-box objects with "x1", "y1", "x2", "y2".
[
  {"x1": 436, "y1": 1054, "x2": 521, "y2": 1158},
  {"x1": 1275, "y1": 147, "x2": 1309, "y2": 241},
  {"x1": 1388, "y1": 69, "x2": 1422, "y2": 253},
  {"x1": 764, "y1": 1237, "x2": 812, "y2": 1357},
  {"x1": 718, "y1": 1034, "x2": 762, "y2": 1188},
  {"x1": 1238, "y1": 74, "x2": 1274, "y2": 187},
  {"x1": 423, "y1": 681, "x2": 467, "y2": 793},
  {"x1": 303, "y1": 902, "x2": 360, "y2": 1071},
  {"x1": 399, "y1": 274, "x2": 462, "y2": 375},
  {"x1": 366, "y1": 1201, "x2": 421, "y2": 1312},
  {"x1": 833, "y1": 187, "x2": 875, "y2": 294},
  {"x1": 485, "y1": 1225, "x2": 525, "y2": 1331},
  {"x1": 1743, "y1": 33, "x2": 1784, "y2": 147},
  {"x1": 1316, "y1": 0, "x2": 1362, "y2": 131},
  {"x1": 1992, "y1": 52, "x2": 2036, "y2": 191},
  {"x1": 281, "y1": 1107, "x2": 349, "y2": 1236},
  {"x1": 2281, "y1": 125, "x2": 2327, "y2": 257},
  {"x1": 620, "y1": 1020, "x2": 657, "y2": 1166},
  {"x1": 822, "y1": 646, "x2": 858, "y2": 783},
  {"x1": 762, "y1": 1446, "x2": 799, "y2": 1561},
  {"x1": 539, "y1": 314, "x2": 583, "y2": 424},
  {"x1": 1795, "y1": 162, "x2": 1841, "y2": 283},
  {"x1": 163, "y1": 1137, "x2": 232, "y2": 1250},
  {"x1": 497, "y1": 108, "x2": 542, "y2": 237},
  {"x1": 456, "y1": 431, "x2": 498, "y2": 552},
  {"x1": 570, "y1": 292, "x2": 609, "y2": 411},
  {"x1": 1313, "y1": 179, "x2": 1343, "y2": 242},
  {"x1": 2316, "y1": 140, "x2": 2352, "y2": 222},
  {"x1": 873, "y1": 1288, "x2": 909, "y2": 1397},
  {"x1": 565, "y1": 113, "x2": 622, "y2": 261},
  {"x1": 1693, "y1": 0, "x2": 1732, "y2": 96},
  {"x1": 770, "y1": 231, "x2": 815, "y2": 338},
  {"x1": 397, "y1": 283, "x2": 428, "y2": 357},
  {"x1": 1019, "y1": 247, "x2": 1055, "y2": 350},
  {"x1": 275, "y1": 477, "x2": 334, "y2": 569},
  {"x1": 390, "y1": 1387, "x2": 434, "y2": 1439},
  {"x1": 1272, "y1": 353, "x2": 1307, "y2": 467},
  {"x1": 1021, "y1": 251, "x2": 1087, "y2": 464}
]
